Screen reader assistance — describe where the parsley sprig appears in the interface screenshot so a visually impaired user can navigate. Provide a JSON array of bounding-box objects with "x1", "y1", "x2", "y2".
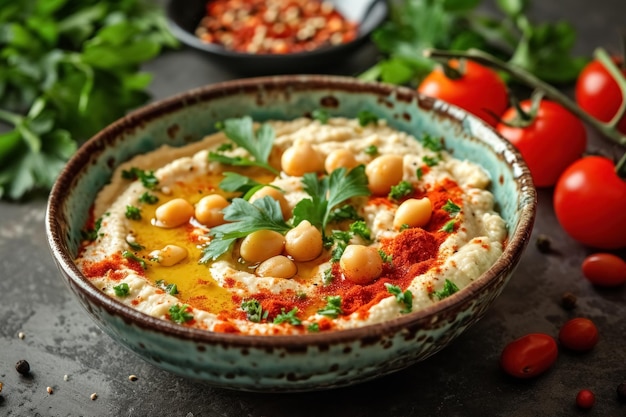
[
  {"x1": 201, "y1": 196, "x2": 291, "y2": 262},
  {"x1": 432, "y1": 279, "x2": 460, "y2": 300},
  {"x1": 209, "y1": 116, "x2": 279, "y2": 175},
  {"x1": 169, "y1": 304, "x2": 193, "y2": 324},
  {"x1": 385, "y1": 283, "x2": 413, "y2": 313},
  {"x1": 273, "y1": 307, "x2": 302, "y2": 325},
  {"x1": 241, "y1": 299, "x2": 268, "y2": 323},
  {"x1": 317, "y1": 296, "x2": 343, "y2": 318}
]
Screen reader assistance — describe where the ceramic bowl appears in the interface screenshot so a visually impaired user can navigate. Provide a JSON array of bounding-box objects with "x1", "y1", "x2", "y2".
[
  {"x1": 46, "y1": 75, "x2": 536, "y2": 392},
  {"x1": 165, "y1": 0, "x2": 388, "y2": 74}
]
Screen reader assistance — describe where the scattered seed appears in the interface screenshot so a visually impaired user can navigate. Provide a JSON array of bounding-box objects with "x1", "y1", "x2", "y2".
[
  {"x1": 90, "y1": 393, "x2": 98, "y2": 401},
  {"x1": 15, "y1": 360, "x2": 30, "y2": 375},
  {"x1": 47, "y1": 386, "x2": 53, "y2": 395},
  {"x1": 618, "y1": 382, "x2": 626, "y2": 402},
  {"x1": 561, "y1": 292, "x2": 577, "y2": 310},
  {"x1": 535, "y1": 234, "x2": 553, "y2": 253},
  {"x1": 18, "y1": 332, "x2": 25, "y2": 340},
  {"x1": 63, "y1": 374, "x2": 69, "y2": 382},
  {"x1": 128, "y1": 375, "x2": 138, "y2": 382}
]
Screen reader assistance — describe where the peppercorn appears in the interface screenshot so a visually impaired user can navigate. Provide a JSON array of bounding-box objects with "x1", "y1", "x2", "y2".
[
  {"x1": 617, "y1": 382, "x2": 626, "y2": 402},
  {"x1": 15, "y1": 360, "x2": 30, "y2": 375},
  {"x1": 535, "y1": 234, "x2": 552, "y2": 253},
  {"x1": 561, "y1": 292, "x2": 577, "y2": 310}
]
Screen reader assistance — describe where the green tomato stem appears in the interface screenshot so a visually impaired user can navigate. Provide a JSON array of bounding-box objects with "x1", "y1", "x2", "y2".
[{"x1": 423, "y1": 48, "x2": 626, "y2": 148}]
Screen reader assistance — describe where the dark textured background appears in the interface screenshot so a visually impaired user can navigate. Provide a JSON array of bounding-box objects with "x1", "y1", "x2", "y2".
[{"x1": 1, "y1": 1, "x2": 625, "y2": 416}]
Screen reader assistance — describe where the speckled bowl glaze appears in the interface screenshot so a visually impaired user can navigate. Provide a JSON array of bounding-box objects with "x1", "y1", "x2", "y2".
[{"x1": 46, "y1": 75, "x2": 536, "y2": 392}]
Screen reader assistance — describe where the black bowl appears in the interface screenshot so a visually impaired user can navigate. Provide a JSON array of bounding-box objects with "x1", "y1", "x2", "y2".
[{"x1": 165, "y1": 0, "x2": 388, "y2": 74}]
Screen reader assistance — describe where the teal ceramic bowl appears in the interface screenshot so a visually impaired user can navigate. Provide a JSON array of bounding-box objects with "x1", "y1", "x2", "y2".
[{"x1": 46, "y1": 75, "x2": 536, "y2": 392}]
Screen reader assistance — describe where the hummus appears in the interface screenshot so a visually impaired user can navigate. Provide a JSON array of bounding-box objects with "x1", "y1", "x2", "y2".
[{"x1": 76, "y1": 116, "x2": 507, "y2": 335}]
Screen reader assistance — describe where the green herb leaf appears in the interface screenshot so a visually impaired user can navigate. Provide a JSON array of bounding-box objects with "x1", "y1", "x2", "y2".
[
  {"x1": 125, "y1": 205, "x2": 141, "y2": 220},
  {"x1": 113, "y1": 282, "x2": 130, "y2": 297},
  {"x1": 241, "y1": 299, "x2": 268, "y2": 323},
  {"x1": 422, "y1": 155, "x2": 440, "y2": 167},
  {"x1": 273, "y1": 307, "x2": 302, "y2": 325},
  {"x1": 322, "y1": 268, "x2": 335, "y2": 285},
  {"x1": 328, "y1": 204, "x2": 363, "y2": 223},
  {"x1": 385, "y1": 283, "x2": 413, "y2": 313},
  {"x1": 364, "y1": 145, "x2": 379, "y2": 156},
  {"x1": 378, "y1": 250, "x2": 393, "y2": 264},
  {"x1": 442, "y1": 199, "x2": 461, "y2": 216},
  {"x1": 311, "y1": 109, "x2": 330, "y2": 124},
  {"x1": 81, "y1": 217, "x2": 102, "y2": 241},
  {"x1": 218, "y1": 172, "x2": 263, "y2": 196},
  {"x1": 349, "y1": 220, "x2": 372, "y2": 242},
  {"x1": 122, "y1": 167, "x2": 159, "y2": 190},
  {"x1": 388, "y1": 180, "x2": 414, "y2": 201},
  {"x1": 422, "y1": 134, "x2": 443, "y2": 152},
  {"x1": 156, "y1": 279, "x2": 178, "y2": 295},
  {"x1": 122, "y1": 250, "x2": 147, "y2": 270},
  {"x1": 432, "y1": 279, "x2": 460, "y2": 300},
  {"x1": 126, "y1": 238, "x2": 144, "y2": 251},
  {"x1": 169, "y1": 304, "x2": 193, "y2": 324},
  {"x1": 317, "y1": 295, "x2": 343, "y2": 318},
  {"x1": 357, "y1": 110, "x2": 378, "y2": 126},
  {"x1": 138, "y1": 191, "x2": 158, "y2": 204},
  {"x1": 307, "y1": 322, "x2": 320, "y2": 332},
  {"x1": 440, "y1": 219, "x2": 456, "y2": 233}
]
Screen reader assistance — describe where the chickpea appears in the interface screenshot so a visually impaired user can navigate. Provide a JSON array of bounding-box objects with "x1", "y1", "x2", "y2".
[
  {"x1": 150, "y1": 244, "x2": 188, "y2": 267},
  {"x1": 195, "y1": 194, "x2": 229, "y2": 227},
  {"x1": 393, "y1": 197, "x2": 432, "y2": 230},
  {"x1": 324, "y1": 148, "x2": 358, "y2": 173},
  {"x1": 281, "y1": 141, "x2": 324, "y2": 176},
  {"x1": 256, "y1": 255, "x2": 297, "y2": 279},
  {"x1": 339, "y1": 244, "x2": 383, "y2": 285},
  {"x1": 365, "y1": 155, "x2": 404, "y2": 195},
  {"x1": 239, "y1": 230, "x2": 285, "y2": 264},
  {"x1": 154, "y1": 198, "x2": 194, "y2": 228},
  {"x1": 284, "y1": 220, "x2": 323, "y2": 262},
  {"x1": 248, "y1": 186, "x2": 291, "y2": 220}
]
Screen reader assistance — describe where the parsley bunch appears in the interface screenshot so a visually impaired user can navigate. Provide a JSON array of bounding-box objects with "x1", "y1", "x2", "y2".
[
  {"x1": 360, "y1": 0, "x2": 586, "y2": 86},
  {"x1": 0, "y1": 0, "x2": 178, "y2": 200}
]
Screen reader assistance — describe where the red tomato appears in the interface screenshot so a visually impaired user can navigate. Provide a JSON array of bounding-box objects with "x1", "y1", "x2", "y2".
[
  {"x1": 554, "y1": 156, "x2": 626, "y2": 249},
  {"x1": 418, "y1": 59, "x2": 508, "y2": 127},
  {"x1": 576, "y1": 58, "x2": 626, "y2": 134},
  {"x1": 558, "y1": 318, "x2": 599, "y2": 352},
  {"x1": 581, "y1": 253, "x2": 626, "y2": 286},
  {"x1": 576, "y1": 389, "x2": 596, "y2": 409},
  {"x1": 496, "y1": 100, "x2": 587, "y2": 187},
  {"x1": 500, "y1": 333, "x2": 558, "y2": 379}
]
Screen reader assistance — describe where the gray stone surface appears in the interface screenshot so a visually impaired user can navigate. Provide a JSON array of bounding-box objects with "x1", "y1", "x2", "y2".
[{"x1": 1, "y1": 1, "x2": 625, "y2": 416}]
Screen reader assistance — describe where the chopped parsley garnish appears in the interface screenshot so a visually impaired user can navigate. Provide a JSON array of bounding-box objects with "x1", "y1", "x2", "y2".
[
  {"x1": 81, "y1": 217, "x2": 103, "y2": 241},
  {"x1": 388, "y1": 180, "x2": 413, "y2": 201},
  {"x1": 113, "y1": 283, "x2": 130, "y2": 297},
  {"x1": 378, "y1": 250, "x2": 393, "y2": 264},
  {"x1": 121, "y1": 167, "x2": 159, "y2": 190},
  {"x1": 292, "y1": 165, "x2": 370, "y2": 233},
  {"x1": 416, "y1": 167, "x2": 423, "y2": 180},
  {"x1": 311, "y1": 109, "x2": 330, "y2": 124},
  {"x1": 138, "y1": 192, "x2": 159, "y2": 204},
  {"x1": 125, "y1": 205, "x2": 142, "y2": 220},
  {"x1": 385, "y1": 283, "x2": 413, "y2": 313},
  {"x1": 442, "y1": 199, "x2": 461, "y2": 216},
  {"x1": 422, "y1": 155, "x2": 440, "y2": 167},
  {"x1": 125, "y1": 238, "x2": 144, "y2": 251},
  {"x1": 209, "y1": 116, "x2": 279, "y2": 174},
  {"x1": 440, "y1": 219, "x2": 456, "y2": 233},
  {"x1": 273, "y1": 307, "x2": 302, "y2": 325},
  {"x1": 156, "y1": 280, "x2": 178, "y2": 295},
  {"x1": 328, "y1": 204, "x2": 363, "y2": 223},
  {"x1": 201, "y1": 196, "x2": 291, "y2": 262},
  {"x1": 169, "y1": 304, "x2": 193, "y2": 324},
  {"x1": 357, "y1": 110, "x2": 379, "y2": 126},
  {"x1": 399, "y1": 223, "x2": 410, "y2": 231},
  {"x1": 216, "y1": 143, "x2": 234, "y2": 152},
  {"x1": 422, "y1": 134, "x2": 443, "y2": 152},
  {"x1": 307, "y1": 322, "x2": 320, "y2": 332},
  {"x1": 364, "y1": 145, "x2": 379, "y2": 156},
  {"x1": 241, "y1": 299, "x2": 268, "y2": 323},
  {"x1": 322, "y1": 268, "x2": 334, "y2": 285},
  {"x1": 349, "y1": 220, "x2": 372, "y2": 241},
  {"x1": 122, "y1": 250, "x2": 147, "y2": 270},
  {"x1": 317, "y1": 295, "x2": 343, "y2": 318},
  {"x1": 432, "y1": 279, "x2": 460, "y2": 300}
]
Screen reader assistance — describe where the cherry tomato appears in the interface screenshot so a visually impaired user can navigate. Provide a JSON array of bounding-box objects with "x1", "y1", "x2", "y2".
[
  {"x1": 576, "y1": 57, "x2": 626, "y2": 134},
  {"x1": 576, "y1": 389, "x2": 596, "y2": 409},
  {"x1": 500, "y1": 333, "x2": 558, "y2": 379},
  {"x1": 582, "y1": 253, "x2": 626, "y2": 287},
  {"x1": 558, "y1": 318, "x2": 599, "y2": 352},
  {"x1": 554, "y1": 156, "x2": 626, "y2": 249},
  {"x1": 418, "y1": 59, "x2": 508, "y2": 127},
  {"x1": 496, "y1": 100, "x2": 587, "y2": 187}
]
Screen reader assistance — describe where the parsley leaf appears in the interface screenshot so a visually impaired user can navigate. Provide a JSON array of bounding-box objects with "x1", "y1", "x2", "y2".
[
  {"x1": 169, "y1": 304, "x2": 193, "y2": 324},
  {"x1": 388, "y1": 180, "x2": 414, "y2": 201},
  {"x1": 138, "y1": 192, "x2": 159, "y2": 204},
  {"x1": 241, "y1": 299, "x2": 268, "y2": 323},
  {"x1": 121, "y1": 168, "x2": 159, "y2": 190},
  {"x1": 201, "y1": 196, "x2": 291, "y2": 261},
  {"x1": 122, "y1": 250, "x2": 147, "y2": 270},
  {"x1": 422, "y1": 155, "x2": 440, "y2": 167},
  {"x1": 126, "y1": 238, "x2": 144, "y2": 251},
  {"x1": 292, "y1": 165, "x2": 370, "y2": 232},
  {"x1": 440, "y1": 219, "x2": 456, "y2": 233},
  {"x1": 385, "y1": 283, "x2": 413, "y2": 313},
  {"x1": 422, "y1": 134, "x2": 443, "y2": 152},
  {"x1": 432, "y1": 279, "x2": 460, "y2": 300},
  {"x1": 125, "y1": 205, "x2": 142, "y2": 220},
  {"x1": 218, "y1": 172, "x2": 263, "y2": 196},
  {"x1": 328, "y1": 204, "x2": 363, "y2": 223},
  {"x1": 156, "y1": 279, "x2": 178, "y2": 295},
  {"x1": 364, "y1": 145, "x2": 379, "y2": 156},
  {"x1": 357, "y1": 110, "x2": 379, "y2": 126},
  {"x1": 307, "y1": 322, "x2": 320, "y2": 332},
  {"x1": 442, "y1": 199, "x2": 461, "y2": 216},
  {"x1": 311, "y1": 109, "x2": 330, "y2": 124},
  {"x1": 317, "y1": 295, "x2": 343, "y2": 318},
  {"x1": 81, "y1": 217, "x2": 102, "y2": 241},
  {"x1": 273, "y1": 307, "x2": 302, "y2": 325},
  {"x1": 210, "y1": 116, "x2": 278, "y2": 174},
  {"x1": 113, "y1": 283, "x2": 130, "y2": 297},
  {"x1": 349, "y1": 220, "x2": 372, "y2": 242}
]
